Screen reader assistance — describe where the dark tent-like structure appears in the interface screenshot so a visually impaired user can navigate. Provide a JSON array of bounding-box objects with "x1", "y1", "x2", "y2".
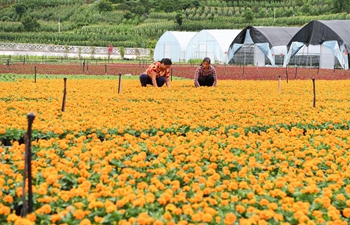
[
  {"x1": 228, "y1": 26, "x2": 300, "y2": 66},
  {"x1": 283, "y1": 20, "x2": 350, "y2": 69}
]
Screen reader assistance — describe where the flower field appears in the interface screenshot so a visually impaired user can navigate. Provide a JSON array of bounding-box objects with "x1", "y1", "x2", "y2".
[{"x1": 1, "y1": 75, "x2": 350, "y2": 225}]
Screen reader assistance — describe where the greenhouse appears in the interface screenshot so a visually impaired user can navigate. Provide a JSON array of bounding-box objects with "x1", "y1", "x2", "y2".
[
  {"x1": 185, "y1": 29, "x2": 241, "y2": 64},
  {"x1": 153, "y1": 31, "x2": 197, "y2": 63},
  {"x1": 227, "y1": 26, "x2": 300, "y2": 66},
  {"x1": 283, "y1": 20, "x2": 350, "y2": 70}
]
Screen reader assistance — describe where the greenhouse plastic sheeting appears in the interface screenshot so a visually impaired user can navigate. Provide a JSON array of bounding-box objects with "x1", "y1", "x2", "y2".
[
  {"x1": 185, "y1": 29, "x2": 241, "y2": 64},
  {"x1": 153, "y1": 31, "x2": 197, "y2": 63}
]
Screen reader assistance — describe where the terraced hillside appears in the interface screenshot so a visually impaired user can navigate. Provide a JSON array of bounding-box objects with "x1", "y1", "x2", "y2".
[{"x1": 0, "y1": 0, "x2": 349, "y2": 49}]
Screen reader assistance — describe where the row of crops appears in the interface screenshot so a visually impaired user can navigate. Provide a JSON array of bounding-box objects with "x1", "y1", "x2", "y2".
[
  {"x1": 183, "y1": 5, "x2": 331, "y2": 19},
  {"x1": 0, "y1": 31, "x2": 140, "y2": 47},
  {"x1": 1, "y1": 12, "x2": 348, "y2": 48},
  {"x1": 0, "y1": 0, "x2": 85, "y2": 4}
]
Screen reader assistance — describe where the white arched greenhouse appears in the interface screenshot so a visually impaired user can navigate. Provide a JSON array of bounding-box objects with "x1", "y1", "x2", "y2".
[
  {"x1": 185, "y1": 29, "x2": 241, "y2": 64},
  {"x1": 153, "y1": 31, "x2": 197, "y2": 63}
]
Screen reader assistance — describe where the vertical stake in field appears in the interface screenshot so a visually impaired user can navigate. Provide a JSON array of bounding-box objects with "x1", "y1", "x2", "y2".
[
  {"x1": 171, "y1": 68, "x2": 173, "y2": 81},
  {"x1": 82, "y1": 60, "x2": 85, "y2": 73},
  {"x1": 295, "y1": 66, "x2": 298, "y2": 79},
  {"x1": 312, "y1": 78, "x2": 316, "y2": 108},
  {"x1": 61, "y1": 78, "x2": 67, "y2": 112},
  {"x1": 118, "y1": 73, "x2": 122, "y2": 94},
  {"x1": 278, "y1": 75, "x2": 281, "y2": 94},
  {"x1": 105, "y1": 64, "x2": 107, "y2": 75},
  {"x1": 22, "y1": 112, "x2": 35, "y2": 217},
  {"x1": 34, "y1": 66, "x2": 37, "y2": 83}
]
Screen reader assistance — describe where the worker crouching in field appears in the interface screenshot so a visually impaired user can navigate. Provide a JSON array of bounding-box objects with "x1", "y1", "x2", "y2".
[
  {"x1": 194, "y1": 57, "x2": 217, "y2": 87},
  {"x1": 139, "y1": 58, "x2": 172, "y2": 87}
]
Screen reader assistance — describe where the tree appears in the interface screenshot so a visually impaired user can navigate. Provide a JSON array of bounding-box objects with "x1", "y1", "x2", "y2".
[
  {"x1": 97, "y1": 0, "x2": 113, "y2": 12},
  {"x1": 120, "y1": 46, "x2": 125, "y2": 59},
  {"x1": 14, "y1": 3, "x2": 27, "y2": 17},
  {"x1": 175, "y1": 12, "x2": 183, "y2": 30},
  {"x1": 124, "y1": 12, "x2": 133, "y2": 20},
  {"x1": 21, "y1": 15, "x2": 40, "y2": 31},
  {"x1": 244, "y1": 9, "x2": 254, "y2": 22}
]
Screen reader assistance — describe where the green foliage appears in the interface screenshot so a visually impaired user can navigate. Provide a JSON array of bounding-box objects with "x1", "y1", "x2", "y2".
[
  {"x1": 175, "y1": 12, "x2": 183, "y2": 30},
  {"x1": 21, "y1": 14, "x2": 40, "y2": 31},
  {"x1": 244, "y1": 8, "x2": 254, "y2": 22},
  {"x1": 120, "y1": 46, "x2": 125, "y2": 58},
  {"x1": 14, "y1": 3, "x2": 27, "y2": 17},
  {"x1": 329, "y1": 0, "x2": 350, "y2": 13},
  {"x1": 97, "y1": 0, "x2": 113, "y2": 12}
]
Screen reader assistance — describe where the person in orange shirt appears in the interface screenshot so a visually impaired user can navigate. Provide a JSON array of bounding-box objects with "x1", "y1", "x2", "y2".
[{"x1": 139, "y1": 58, "x2": 172, "y2": 87}]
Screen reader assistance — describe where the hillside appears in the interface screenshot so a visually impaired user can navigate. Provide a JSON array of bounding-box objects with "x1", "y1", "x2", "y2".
[{"x1": 0, "y1": 0, "x2": 349, "y2": 50}]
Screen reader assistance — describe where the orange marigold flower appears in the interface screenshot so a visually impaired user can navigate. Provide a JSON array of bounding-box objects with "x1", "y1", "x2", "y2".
[
  {"x1": 202, "y1": 213, "x2": 213, "y2": 222},
  {"x1": 343, "y1": 208, "x2": 350, "y2": 218},
  {"x1": 0, "y1": 204, "x2": 11, "y2": 215},
  {"x1": 259, "y1": 198, "x2": 269, "y2": 206},
  {"x1": 3, "y1": 195, "x2": 13, "y2": 203},
  {"x1": 74, "y1": 209, "x2": 85, "y2": 220},
  {"x1": 26, "y1": 213, "x2": 36, "y2": 222},
  {"x1": 51, "y1": 214, "x2": 61, "y2": 223},
  {"x1": 14, "y1": 218, "x2": 34, "y2": 225},
  {"x1": 221, "y1": 192, "x2": 230, "y2": 199},
  {"x1": 79, "y1": 218, "x2": 92, "y2": 225},
  {"x1": 162, "y1": 212, "x2": 172, "y2": 221},
  {"x1": 336, "y1": 194, "x2": 346, "y2": 202},
  {"x1": 224, "y1": 213, "x2": 237, "y2": 225},
  {"x1": 235, "y1": 205, "x2": 245, "y2": 214},
  {"x1": 153, "y1": 220, "x2": 164, "y2": 225}
]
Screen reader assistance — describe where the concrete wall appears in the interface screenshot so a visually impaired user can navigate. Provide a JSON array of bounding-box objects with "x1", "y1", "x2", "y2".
[{"x1": 0, "y1": 43, "x2": 150, "y2": 59}]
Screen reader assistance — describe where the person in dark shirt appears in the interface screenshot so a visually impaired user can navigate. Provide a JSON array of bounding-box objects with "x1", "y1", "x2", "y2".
[{"x1": 194, "y1": 57, "x2": 217, "y2": 87}]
